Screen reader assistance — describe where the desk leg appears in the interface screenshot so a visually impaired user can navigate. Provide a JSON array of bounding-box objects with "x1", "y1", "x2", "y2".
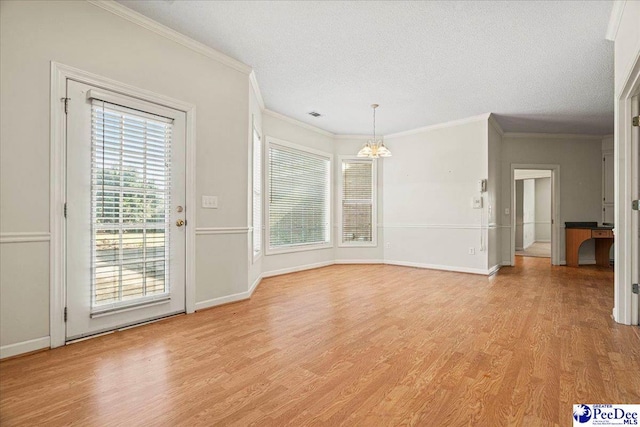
[
  {"x1": 566, "y1": 235, "x2": 580, "y2": 267},
  {"x1": 595, "y1": 238, "x2": 614, "y2": 267}
]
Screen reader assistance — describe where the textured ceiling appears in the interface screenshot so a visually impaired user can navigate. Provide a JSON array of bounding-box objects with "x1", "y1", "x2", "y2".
[{"x1": 117, "y1": 0, "x2": 614, "y2": 136}]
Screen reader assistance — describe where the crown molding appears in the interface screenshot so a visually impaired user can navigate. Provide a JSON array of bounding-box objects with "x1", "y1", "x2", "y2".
[
  {"x1": 502, "y1": 132, "x2": 605, "y2": 141},
  {"x1": 605, "y1": 0, "x2": 626, "y2": 41},
  {"x1": 86, "y1": 0, "x2": 252, "y2": 75},
  {"x1": 488, "y1": 113, "x2": 504, "y2": 136},
  {"x1": 263, "y1": 109, "x2": 335, "y2": 138},
  {"x1": 334, "y1": 134, "x2": 372, "y2": 140},
  {"x1": 249, "y1": 71, "x2": 265, "y2": 111},
  {"x1": 385, "y1": 113, "x2": 491, "y2": 139}
]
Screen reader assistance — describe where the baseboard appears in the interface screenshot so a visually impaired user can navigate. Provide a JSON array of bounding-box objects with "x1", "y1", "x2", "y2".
[
  {"x1": 249, "y1": 275, "x2": 262, "y2": 295},
  {"x1": 195, "y1": 290, "x2": 252, "y2": 311},
  {"x1": 384, "y1": 260, "x2": 492, "y2": 275},
  {"x1": 535, "y1": 239, "x2": 551, "y2": 243},
  {"x1": 515, "y1": 247, "x2": 523, "y2": 251},
  {"x1": 488, "y1": 264, "x2": 501, "y2": 275},
  {"x1": 559, "y1": 258, "x2": 597, "y2": 266},
  {"x1": 501, "y1": 260, "x2": 514, "y2": 267},
  {"x1": 261, "y1": 260, "x2": 335, "y2": 278},
  {"x1": 0, "y1": 336, "x2": 50, "y2": 359},
  {"x1": 334, "y1": 259, "x2": 384, "y2": 264}
]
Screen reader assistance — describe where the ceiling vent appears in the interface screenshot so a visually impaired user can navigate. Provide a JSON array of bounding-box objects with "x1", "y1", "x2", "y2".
[{"x1": 308, "y1": 111, "x2": 322, "y2": 118}]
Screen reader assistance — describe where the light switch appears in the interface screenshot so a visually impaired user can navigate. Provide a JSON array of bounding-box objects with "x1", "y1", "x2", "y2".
[
  {"x1": 202, "y1": 195, "x2": 218, "y2": 209},
  {"x1": 472, "y1": 196, "x2": 482, "y2": 209},
  {"x1": 504, "y1": 208, "x2": 510, "y2": 215}
]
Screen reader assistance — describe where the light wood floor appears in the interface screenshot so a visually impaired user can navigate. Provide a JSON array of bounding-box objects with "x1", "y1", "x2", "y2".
[
  {"x1": 515, "y1": 242, "x2": 551, "y2": 258},
  {"x1": 1, "y1": 257, "x2": 638, "y2": 426}
]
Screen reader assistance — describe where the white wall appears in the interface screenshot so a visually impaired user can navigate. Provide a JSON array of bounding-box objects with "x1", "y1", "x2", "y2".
[
  {"x1": 500, "y1": 136, "x2": 602, "y2": 264},
  {"x1": 261, "y1": 112, "x2": 336, "y2": 275},
  {"x1": 383, "y1": 118, "x2": 491, "y2": 274},
  {"x1": 534, "y1": 177, "x2": 552, "y2": 242},
  {"x1": 515, "y1": 180, "x2": 524, "y2": 250},
  {"x1": 611, "y1": 0, "x2": 640, "y2": 325},
  {"x1": 613, "y1": 1, "x2": 640, "y2": 96},
  {"x1": 0, "y1": 1, "x2": 250, "y2": 350},
  {"x1": 487, "y1": 120, "x2": 502, "y2": 270},
  {"x1": 248, "y1": 82, "x2": 263, "y2": 291},
  {"x1": 522, "y1": 179, "x2": 536, "y2": 249}
]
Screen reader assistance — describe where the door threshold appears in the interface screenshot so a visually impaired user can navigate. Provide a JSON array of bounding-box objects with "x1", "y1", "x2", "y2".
[{"x1": 65, "y1": 311, "x2": 185, "y2": 345}]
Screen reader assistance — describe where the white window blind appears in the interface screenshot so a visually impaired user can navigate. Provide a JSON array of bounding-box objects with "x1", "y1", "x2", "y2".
[
  {"x1": 91, "y1": 100, "x2": 172, "y2": 312},
  {"x1": 252, "y1": 129, "x2": 262, "y2": 256},
  {"x1": 268, "y1": 143, "x2": 331, "y2": 249},
  {"x1": 341, "y1": 159, "x2": 374, "y2": 244}
]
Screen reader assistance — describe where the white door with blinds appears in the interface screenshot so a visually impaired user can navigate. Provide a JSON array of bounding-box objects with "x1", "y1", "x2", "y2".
[{"x1": 65, "y1": 80, "x2": 186, "y2": 340}]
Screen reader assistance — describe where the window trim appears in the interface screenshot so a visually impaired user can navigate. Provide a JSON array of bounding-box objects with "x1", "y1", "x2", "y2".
[
  {"x1": 251, "y1": 123, "x2": 262, "y2": 262},
  {"x1": 265, "y1": 136, "x2": 333, "y2": 255},
  {"x1": 338, "y1": 156, "x2": 378, "y2": 248}
]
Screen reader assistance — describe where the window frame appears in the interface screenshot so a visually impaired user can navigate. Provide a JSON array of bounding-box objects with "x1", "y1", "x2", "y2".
[
  {"x1": 338, "y1": 156, "x2": 378, "y2": 248},
  {"x1": 251, "y1": 124, "x2": 262, "y2": 262},
  {"x1": 265, "y1": 136, "x2": 333, "y2": 255}
]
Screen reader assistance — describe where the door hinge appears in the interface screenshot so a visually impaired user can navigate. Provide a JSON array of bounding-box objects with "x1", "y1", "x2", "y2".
[
  {"x1": 61, "y1": 97, "x2": 70, "y2": 114},
  {"x1": 633, "y1": 284, "x2": 639, "y2": 294},
  {"x1": 64, "y1": 202, "x2": 67, "y2": 218},
  {"x1": 633, "y1": 116, "x2": 639, "y2": 127},
  {"x1": 64, "y1": 307, "x2": 68, "y2": 322}
]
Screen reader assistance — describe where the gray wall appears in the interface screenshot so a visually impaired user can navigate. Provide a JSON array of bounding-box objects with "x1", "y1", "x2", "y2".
[
  {"x1": 500, "y1": 136, "x2": 602, "y2": 264},
  {"x1": 522, "y1": 179, "x2": 535, "y2": 249},
  {"x1": 534, "y1": 177, "x2": 551, "y2": 242},
  {"x1": 515, "y1": 180, "x2": 524, "y2": 250}
]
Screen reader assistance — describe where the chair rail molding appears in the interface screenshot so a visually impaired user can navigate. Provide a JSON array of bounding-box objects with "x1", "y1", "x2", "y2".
[{"x1": 0, "y1": 232, "x2": 51, "y2": 244}]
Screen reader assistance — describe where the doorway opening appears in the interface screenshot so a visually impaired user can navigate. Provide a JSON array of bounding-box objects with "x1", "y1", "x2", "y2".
[
  {"x1": 514, "y1": 169, "x2": 552, "y2": 260},
  {"x1": 510, "y1": 164, "x2": 560, "y2": 266}
]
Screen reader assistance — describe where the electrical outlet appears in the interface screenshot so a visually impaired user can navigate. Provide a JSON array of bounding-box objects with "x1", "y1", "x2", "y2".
[
  {"x1": 385, "y1": 242, "x2": 391, "y2": 249},
  {"x1": 472, "y1": 196, "x2": 482, "y2": 209},
  {"x1": 202, "y1": 195, "x2": 218, "y2": 209},
  {"x1": 504, "y1": 208, "x2": 510, "y2": 215},
  {"x1": 468, "y1": 247, "x2": 475, "y2": 255}
]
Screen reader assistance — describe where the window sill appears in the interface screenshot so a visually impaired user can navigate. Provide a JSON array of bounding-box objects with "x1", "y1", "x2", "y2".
[
  {"x1": 266, "y1": 242, "x2": 333, "y2": 256},
  {"x1": 338, "y1": 242, "x2": 378, "y2": 248}
]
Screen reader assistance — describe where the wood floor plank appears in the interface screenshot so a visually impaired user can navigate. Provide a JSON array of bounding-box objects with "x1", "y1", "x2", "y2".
[{"x1": 1, "y1": 257, "x2": 639, "y2": 426}]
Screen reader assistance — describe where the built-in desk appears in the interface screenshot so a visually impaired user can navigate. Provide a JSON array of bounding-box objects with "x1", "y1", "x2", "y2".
[{"x1": 565, "y1": 222, "x2": 614, "y2": 267}]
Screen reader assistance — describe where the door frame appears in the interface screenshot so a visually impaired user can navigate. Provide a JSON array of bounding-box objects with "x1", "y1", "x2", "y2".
[
  {"x1": 50, "y1": 62, "x2": 197, "y2": 348},
  {"x1": 510, "y1": 164, "x2": 561, "y2": 266},
  {"x1": 614, "y1": 51, "x2": 640, "y2": 326}
]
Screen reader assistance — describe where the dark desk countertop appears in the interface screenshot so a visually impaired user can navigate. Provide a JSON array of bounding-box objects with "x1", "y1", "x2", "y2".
[{"x1": 565, "y1": 222, "x2": 614, "y2": 230}]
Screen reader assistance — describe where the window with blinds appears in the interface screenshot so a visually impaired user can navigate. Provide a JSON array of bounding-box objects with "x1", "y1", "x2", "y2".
[
  {"x1": 268, "y1": 141, "x2": 331, "y2": 251},
  {"x1": 91, "y1": 100, "x2": 172, "y2": 311},
  {"x1": 252, "y1": 128, "x2": 262, "y2": 256},
  {"x1": 341, "y1": 159, "x2": 376, "y2": 245}
]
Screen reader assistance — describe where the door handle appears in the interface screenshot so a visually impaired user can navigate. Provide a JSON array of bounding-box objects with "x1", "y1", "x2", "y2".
[{"x1": 176, "y1": 219, "x2": 185, "y2": 227}]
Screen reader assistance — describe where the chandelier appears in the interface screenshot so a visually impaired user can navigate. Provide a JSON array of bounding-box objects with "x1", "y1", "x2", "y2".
[{"x1": 357, "y1": 104, "x2": 391, "y2": 158}]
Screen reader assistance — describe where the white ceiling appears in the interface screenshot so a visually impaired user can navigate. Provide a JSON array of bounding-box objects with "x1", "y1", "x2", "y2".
[{"x1": 118, "y1": 0, "x2": 614, "y2": 136}]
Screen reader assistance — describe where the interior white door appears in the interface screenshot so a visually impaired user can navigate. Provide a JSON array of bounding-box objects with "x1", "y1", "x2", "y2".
[{"x1": 66, "y1": 80, "x2": 186, "y2": 340}]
